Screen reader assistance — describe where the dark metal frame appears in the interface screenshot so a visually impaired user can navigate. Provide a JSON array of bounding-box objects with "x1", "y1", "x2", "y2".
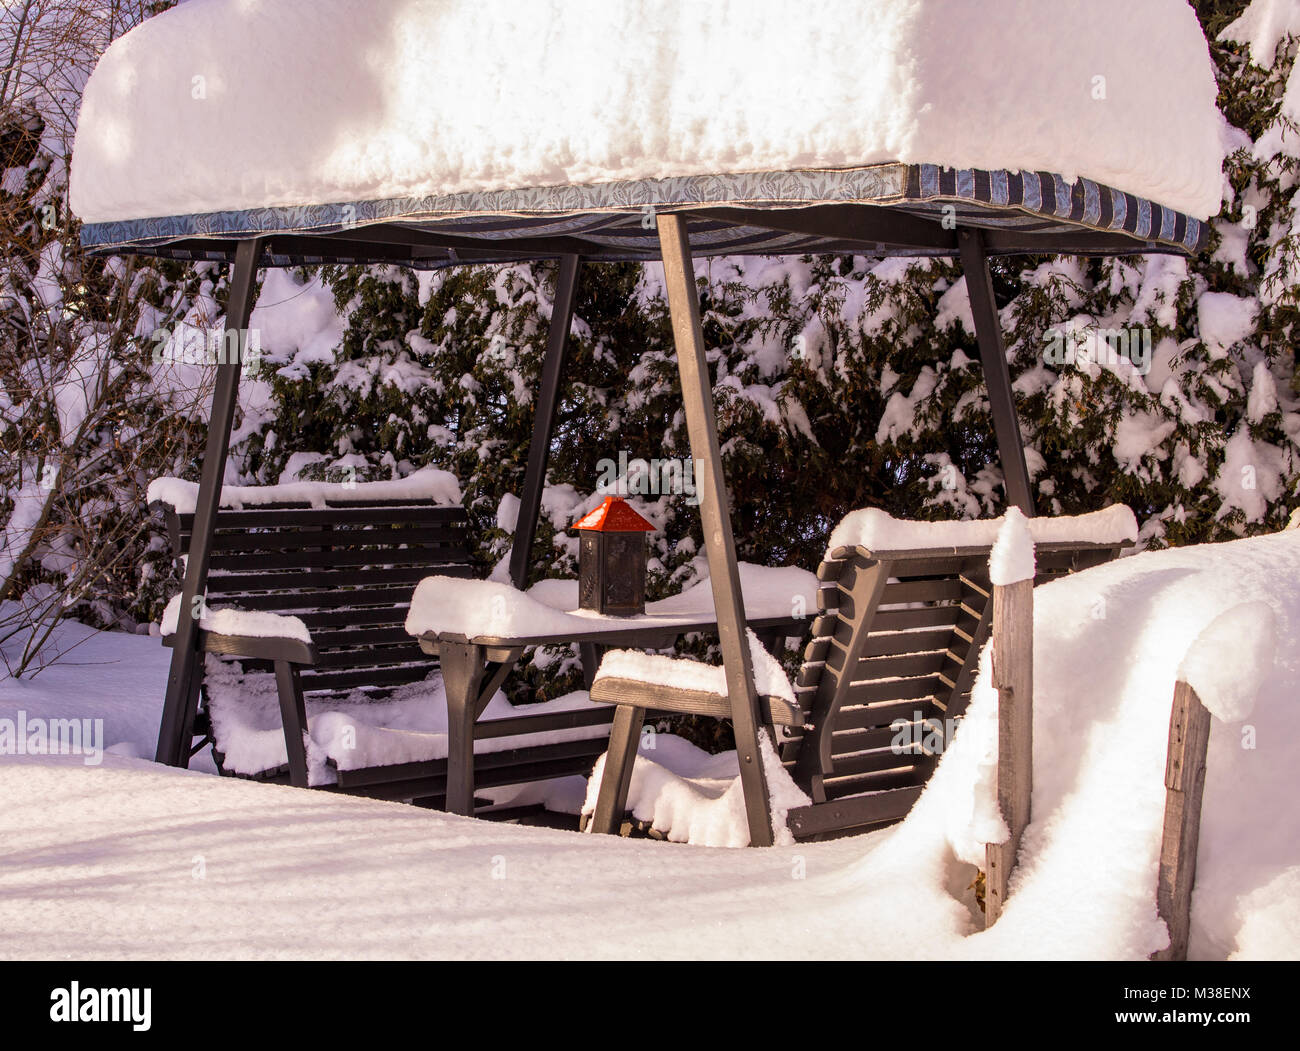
[
  {"x1": 959, "y1": 228, "x2": 1034, "y2": 514},
  {"x1": 509, "y1": 255, "x2": 581, "y2": 588},
  {"x1": 156, "y1": 237, "x2": 265, "y2": 767},
  {"x1": 112, "y1": 203, "x2": 1190, "y2": 270},
  {"x1": 148, "y1": 201, "x2": 1189, "y2": 842}
]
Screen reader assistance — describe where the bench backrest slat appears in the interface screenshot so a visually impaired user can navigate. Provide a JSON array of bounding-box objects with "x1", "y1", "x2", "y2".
[{"x1": 158, "y1": 498, "x2": 474, "y2": 704}]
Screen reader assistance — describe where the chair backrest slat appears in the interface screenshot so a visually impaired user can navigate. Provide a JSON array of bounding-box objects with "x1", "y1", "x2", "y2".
[{"x1": 782, "y1": 537, "x2": 1126, "y2": 827}]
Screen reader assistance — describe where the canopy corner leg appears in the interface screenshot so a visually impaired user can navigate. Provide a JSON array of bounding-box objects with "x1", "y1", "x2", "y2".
[
  {"x1": 509, "y1": 254, "x2": 582, "y2": 590},
  {"x1": 155, "y1": 237, "x2": 266, "y2": 767},
  {"x1": 657, "y1": 213, "x2": 774, "y2": 847},
  {"x1": 957, "y1": 228, "x2": 1035, "y2": 516}
]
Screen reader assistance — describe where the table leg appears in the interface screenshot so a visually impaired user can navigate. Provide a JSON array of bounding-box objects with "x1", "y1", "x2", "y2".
[
  {"x1": 590, "y1": 703, "x2": 645, "y2": 835},
  {"x1": 578, "y1": 641, "x2": 605, "y2": 690},
  {"x1": 438, "y1": 642, "x2": 485, "y2": 817}
]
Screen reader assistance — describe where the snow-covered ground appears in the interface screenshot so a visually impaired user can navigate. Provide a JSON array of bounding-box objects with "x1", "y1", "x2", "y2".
[{"x1": 2, "y1": 526, "x2": 1300, "y2": 960}]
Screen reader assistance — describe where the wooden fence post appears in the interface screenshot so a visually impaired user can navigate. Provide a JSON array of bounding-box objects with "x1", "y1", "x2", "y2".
[
  {"x1": 1152, "y1": 680, "x2": 1212, "y2": 961},
  {"x1": 984, "y1": 576, "x2": 1033, "y2": 927}
]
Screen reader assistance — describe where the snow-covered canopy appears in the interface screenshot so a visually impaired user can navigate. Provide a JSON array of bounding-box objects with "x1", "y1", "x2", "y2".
[{"x1": 70, "y1": 0, "x2": 1224, "y2": 264}]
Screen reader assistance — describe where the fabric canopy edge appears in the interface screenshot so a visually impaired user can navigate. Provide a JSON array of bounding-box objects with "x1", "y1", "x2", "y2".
[{"x1": 78, "y1": 162, "x2": 1209, "y2": 259}]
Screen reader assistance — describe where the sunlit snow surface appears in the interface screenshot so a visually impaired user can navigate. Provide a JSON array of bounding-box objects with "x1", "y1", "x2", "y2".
[
  {"x1": 70, "y1": 0, "x2": 1224, "y2": 225},
  {"x1": 3, "y1": 528, "x2": 1300, "y2": 959}
]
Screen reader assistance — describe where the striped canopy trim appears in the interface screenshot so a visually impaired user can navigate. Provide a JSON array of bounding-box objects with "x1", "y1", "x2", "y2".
[
  {"x1": 909, "y1": 166, "x2": 1202, "y2": 251},
  {"x1": 79, "y1": 162, "x2": 1206, "y2": 263}
]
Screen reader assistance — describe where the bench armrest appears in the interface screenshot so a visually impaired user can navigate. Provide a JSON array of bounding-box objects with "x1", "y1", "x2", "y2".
[
  {"x1": 162, "y1": 629, "x2": 316, "y2": 665},
  {"x1": 159, "y1": 596, "x2": 315, "y2": 664}
]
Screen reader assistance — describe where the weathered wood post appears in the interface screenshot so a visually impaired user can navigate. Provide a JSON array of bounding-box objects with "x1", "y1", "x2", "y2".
[
  {"x1": 1152, "y1": 680, "x2": 1212, "y2": 961},
  {"x1": 985, "y1": 511, "x2": 1035, "y2": 927},
  {"x1": 657, "y1": 212, "x2": 773, "y2": 846},
  {"x1": 1150, "y1": 601, "x2": 1273, "y2": 958}
]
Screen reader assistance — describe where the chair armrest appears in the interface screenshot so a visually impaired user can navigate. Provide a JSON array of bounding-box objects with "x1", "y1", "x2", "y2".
[
  {"x1": 591, "y1": 628, "x2": 798, "y2": 721},
  {"x1": 591, "y1": 674, "x2": 802, "y2": 727},
  {"x1": 159, "y1": 597, "x2": 315, "y2": 664}
]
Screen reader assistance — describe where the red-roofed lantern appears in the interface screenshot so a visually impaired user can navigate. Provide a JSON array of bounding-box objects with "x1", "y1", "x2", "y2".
[{"x1": 573, "y1": 496, "x2": 656, "y2": 616}]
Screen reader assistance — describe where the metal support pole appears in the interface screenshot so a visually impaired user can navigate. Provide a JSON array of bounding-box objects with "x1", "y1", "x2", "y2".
[
  {"x1": 509, "y1": 255, "x2": 582, "y2": 590},
  {"x1": 657, "y1": 214, "x2": 773, "y2": 846},
  {"x1": 958, "y1": 228, "x2": 1035, "y2": 516},
  {"x1": 155, "y1": 238, "x2": 265, "y2": 766}
]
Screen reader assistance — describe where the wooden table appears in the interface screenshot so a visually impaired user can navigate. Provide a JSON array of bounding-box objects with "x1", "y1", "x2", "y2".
[{"x1": 414, "y1": 609, "x2": 809, "y2": 816}]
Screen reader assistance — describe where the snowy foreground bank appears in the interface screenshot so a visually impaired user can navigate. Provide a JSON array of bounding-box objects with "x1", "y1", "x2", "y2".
[{"x1": 2, "y1": 528, "x2": 1299, "y2": 959}]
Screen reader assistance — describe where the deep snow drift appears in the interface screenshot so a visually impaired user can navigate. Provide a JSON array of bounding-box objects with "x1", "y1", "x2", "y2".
[
  {"x1": 922, "y1": 526, "x2": 1300, "y2": 959},
  {"x1": 2, "y1": 527, "x2": 1299, "y2": 958}
]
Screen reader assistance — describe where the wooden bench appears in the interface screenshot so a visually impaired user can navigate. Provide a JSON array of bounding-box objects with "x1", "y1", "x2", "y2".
[
  {"x1": 589, "y1": 536, "x2": 1124, "y2": 841},
  {"x1": 155, "y1": 495, "x2": 626, "y2": 811},
  {"x1": 156, "y1": 497, "x2": 475, "y2": 788}
]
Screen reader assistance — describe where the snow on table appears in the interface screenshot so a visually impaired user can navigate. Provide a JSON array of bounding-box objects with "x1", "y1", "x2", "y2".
[
  {"x1": 148, "y1": 466, "x2": 461, "y2": 514},
  {"x1": 70, "y1": 0, "x2": 1223, "y2": 228},
  {"x1": 406, "y1": 562, "x2": 818, "y2": 641}
]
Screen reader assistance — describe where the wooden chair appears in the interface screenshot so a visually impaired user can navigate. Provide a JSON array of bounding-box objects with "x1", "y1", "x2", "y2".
[
  {"x1": 588, "y1": 532, "x2": 1124, "y2": 841},
  {"x1": 586, "y1": 630, "x2": 804, "y2": 835}
]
